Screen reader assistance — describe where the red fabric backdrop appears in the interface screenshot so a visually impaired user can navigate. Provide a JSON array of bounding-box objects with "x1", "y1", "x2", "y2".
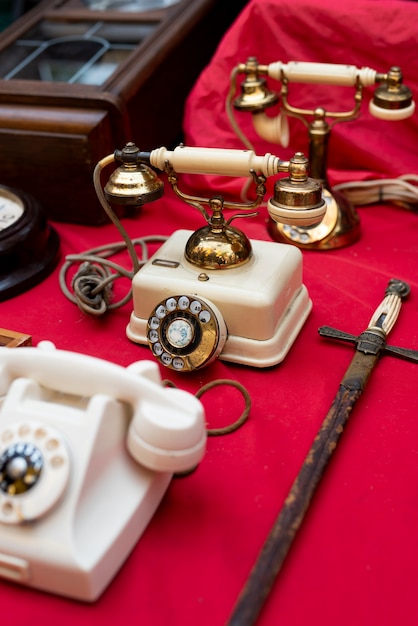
[{"x1": 1, "y1": 1, "x2": 418, "y2": 625}]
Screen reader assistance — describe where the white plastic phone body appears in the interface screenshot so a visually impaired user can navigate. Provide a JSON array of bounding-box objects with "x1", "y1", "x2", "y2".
[
  {"x1": 127, "y1": 229, "x2": 312, "y2": 370},
  {"x1": 0, "y1": 342, "x2": 206, "y2": 601}
]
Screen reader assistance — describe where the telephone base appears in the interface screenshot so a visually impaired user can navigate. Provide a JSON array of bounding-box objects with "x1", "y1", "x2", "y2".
[
  {"x1": 128, "y1": 284, "x2": 311, "y2": 368},
  {"x1": 127, "y1": 230, "x2": 312, "y2": 368},
  {"x1": 0, "y1": 345, "x2": 205, "y2": 601},
  {"x1": 0, "y1": 380, "x2": 172, "y2": 602}
]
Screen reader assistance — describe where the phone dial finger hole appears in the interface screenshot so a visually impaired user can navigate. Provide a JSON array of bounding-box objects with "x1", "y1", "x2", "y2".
[
  {"x1": 1, "y1": 430, "x2": 13, "y2": 444},
  {"x1": 2, "y1": 501, "x2": 13, "y2": 517}
]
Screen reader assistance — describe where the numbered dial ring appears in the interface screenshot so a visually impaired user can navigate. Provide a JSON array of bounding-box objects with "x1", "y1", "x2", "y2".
[{"x1": 147, "y1": 295, "x2": 227, "y2": 372}]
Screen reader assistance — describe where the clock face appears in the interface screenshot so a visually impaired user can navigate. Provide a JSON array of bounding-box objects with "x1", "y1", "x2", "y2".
[
  {"x1": 0, "y1": 184, "x2": 60, "y2": 301},
  {"x1": 0, "y1": 190, "x2": 24, "y2": 231}
]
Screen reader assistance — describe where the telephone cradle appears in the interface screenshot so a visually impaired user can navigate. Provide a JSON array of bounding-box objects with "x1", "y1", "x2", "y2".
[{"x1": 0, "y1": 341, "x2": 206, "y2": 601}]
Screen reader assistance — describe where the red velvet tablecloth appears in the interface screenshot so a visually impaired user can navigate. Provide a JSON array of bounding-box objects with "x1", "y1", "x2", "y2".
[{"x1": 1, "y1": 1, "x2": 418, "y2": 624}]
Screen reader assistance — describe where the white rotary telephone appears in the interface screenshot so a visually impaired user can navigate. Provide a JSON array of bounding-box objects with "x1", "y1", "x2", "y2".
[{"x1": 0, "y1": 341, "x2": 206, "y2": 601}]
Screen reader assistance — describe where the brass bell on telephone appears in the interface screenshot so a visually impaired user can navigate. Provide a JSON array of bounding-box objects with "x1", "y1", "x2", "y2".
[{"x1": 104, "y1": 143, "x2": 164, "y2": 206}]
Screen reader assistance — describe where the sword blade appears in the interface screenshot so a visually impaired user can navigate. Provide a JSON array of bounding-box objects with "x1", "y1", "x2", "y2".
[{"x1": 226, "y1": 279, "x2": 410, "y2": 626}]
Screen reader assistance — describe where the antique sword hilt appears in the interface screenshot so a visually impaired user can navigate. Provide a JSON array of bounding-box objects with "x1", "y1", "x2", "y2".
[{"x1": 319, "y1": 278, "x2": 418, "y2": 361}]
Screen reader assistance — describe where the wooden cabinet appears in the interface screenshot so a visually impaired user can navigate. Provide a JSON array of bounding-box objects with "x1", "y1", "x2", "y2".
[{"x1": 0, "y1": 0, "x2": 246, "y2": 224}]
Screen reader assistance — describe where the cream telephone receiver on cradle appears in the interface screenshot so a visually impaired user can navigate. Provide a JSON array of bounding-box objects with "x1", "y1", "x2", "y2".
[
  {"x1": 82, "y1": 143, "x2": 326, "y2": 372},
  {"x1": 0, "y1": 341, "x2": 206, "y2": 601},
  {"x1": 227, "y1": 59, "x2": 415, "y2": 250}
]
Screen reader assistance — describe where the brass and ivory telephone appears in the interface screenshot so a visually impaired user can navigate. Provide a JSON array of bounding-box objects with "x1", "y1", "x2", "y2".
[
  {"x1": 90, "y1": 142, "x2": 326, "y2": 372},
  {"x1": 0, "y1": 340, "x2": 206, "y2": 600},
  {"x1": 227, "y1": 58, "x2": 415, "y2": 249}
]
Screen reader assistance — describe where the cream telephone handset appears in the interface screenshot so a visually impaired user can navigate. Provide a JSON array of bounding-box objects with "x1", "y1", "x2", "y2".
[{"x1": 0, "y1": 341, "x2": 206, "y2": 601}]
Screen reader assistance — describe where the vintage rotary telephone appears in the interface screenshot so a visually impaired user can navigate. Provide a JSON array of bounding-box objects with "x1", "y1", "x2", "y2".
[
  {"x1": 91, "y1": 142, "x2": 326, "y2": 372},
  {"x1": 0, "y1": 340, "x2": 206, "y2": 600},
  {"x1": 227, "y1": 58, "x2": 415, "y2": 249}
]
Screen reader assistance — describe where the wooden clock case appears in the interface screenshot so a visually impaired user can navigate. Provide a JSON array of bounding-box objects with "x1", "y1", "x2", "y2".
[{"x1": 0, "y1": 0, "x2": 246, "y2": 224}]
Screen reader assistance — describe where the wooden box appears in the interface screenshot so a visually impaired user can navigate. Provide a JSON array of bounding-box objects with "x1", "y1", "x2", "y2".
[{"x1": 0, "y1": 0, "x2": 245, "y2": 224}]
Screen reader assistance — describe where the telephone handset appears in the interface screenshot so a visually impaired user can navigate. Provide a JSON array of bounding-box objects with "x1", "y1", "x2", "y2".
[{"x1": 0, "y1": 341, "x2": 206, "y2": 601}]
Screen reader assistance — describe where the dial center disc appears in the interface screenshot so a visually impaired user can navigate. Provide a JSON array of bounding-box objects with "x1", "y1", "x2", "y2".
[{"x1": 166, "y1": 318, "x2": 194, "y2": 348}]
